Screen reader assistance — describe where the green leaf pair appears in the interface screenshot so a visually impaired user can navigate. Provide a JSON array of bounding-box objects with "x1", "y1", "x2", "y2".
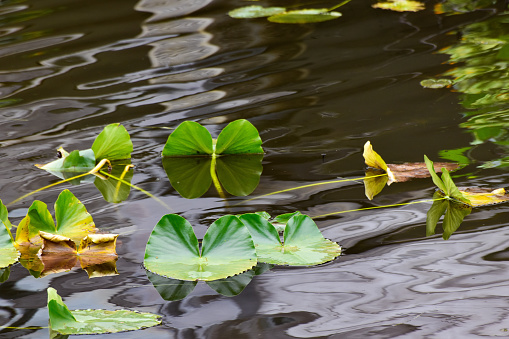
[
  {"x1": 48, "y1": 287, "x2": 160, "y2": 335},
  {"x1": 424, "y1": 155, "x2": 471, "y2": 205},
  {"x1": 162, "y1": 119, "x2": 263, "y2": 157},
  {"x1": 37, "y1": 123, "x2": 133, "y2": 173},
  {"x1": 144, "y1": 213, "x2": 341, "y2": 283}
]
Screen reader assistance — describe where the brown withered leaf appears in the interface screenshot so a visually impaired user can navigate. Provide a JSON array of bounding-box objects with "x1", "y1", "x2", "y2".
[
  {"x1": 387, "y1": 162, "x2": 460, "y2": 182},
  {"x1": 39, "y1": 231, "x2": 77, "y2": 255}
]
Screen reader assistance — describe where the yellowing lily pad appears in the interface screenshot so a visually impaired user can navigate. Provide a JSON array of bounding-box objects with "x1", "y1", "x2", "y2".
[
  {"x1": 458, "y1": 187, "x2": 509, "y2": 207},
  {"x1": 372, "y1": 0, "x2": 425, "y2": 12}
]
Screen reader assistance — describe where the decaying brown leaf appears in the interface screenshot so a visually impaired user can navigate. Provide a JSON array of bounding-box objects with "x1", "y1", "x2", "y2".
[{"x1": 387, "y1": 162, "x2": 460, "y2": 182}]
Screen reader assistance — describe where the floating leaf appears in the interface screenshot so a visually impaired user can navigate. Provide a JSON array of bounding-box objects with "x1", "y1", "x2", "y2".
[
  {"x1": 91, "y1": 123, "x2": 133, "y2": 161},
  {"x1": 420, "y1": 78, "x2": 454, "y2": 89},
  {"x1": 272, "y1": 211, "x2": 302, "y2": 232},
  {"x1": 458, "y1": 187, "x2": 509, "y2": 207},
  {"x1": 373, "y1": 0, "x2": 425, "y2": 12},
  {"x1": 239, "y1": 213, "x2": 341, "y2": 266},
  {"x1": 426, "y1": 192, "x2": 472, "y2": 239},
  {"x1": 387, "y1": 162, "x2": 460, "y2": 182},
  {"x1": 36, "y1": 149, "x2": 95, "y2": 173},
  {"x1": 48, "y1": 287, "x2": 161, "y2": 335},
  {"x1": 0, "y1": 221, "x2": 19, "y2": 268},
  {"x1": 268, "y1": 9, "x2": 342, "y2": 24},
  {"x1": 228, "y1": 5, "x2": 286, "y2": 18},
  {"x1": 215, "y1": 119, "x2": 264, "y2": 155},
  {"x1": 144, "y1": 214, "x2": 257, "y2": 281},
  {"x1": 25, "y1": 190, "x2": 96, "y2": 244},
  {"x1": 38, "y1": 232, "x2": 118, "y2": 278},
  {"x1": 162, "y1": 121, "x2": 213, "y2": 157}
]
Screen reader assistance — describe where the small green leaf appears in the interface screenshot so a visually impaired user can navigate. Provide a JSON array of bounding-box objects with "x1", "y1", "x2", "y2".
[
  {"x1": 144, "y1": 215, "x2": 257, "y2": 281},
  {"x1": 420, "y1": 78, "x2": 454, "y2": 89},
  {"x1": 240, "y1": 213, "x2": 341, "y2": 266},
  {"x1": 272, "y1": 211, "x2": 302, "y2": 232},
  {"x1": 424, "y1": 155, "x2": 448, "y2": 194},
  {"x1": 91, "y1": 123, "x2": 133, "y2": 161},
  {"x1": 441, "y1": 169, "x2": 471, "y2": 205},
  {"x1": 268, "y1": 9, "x2": 342, "y2": 24},
  {"x1": 162, "y1": 121, "x2": 213, "y2": 157},
  {"x1": 216, "y1": 155, "x2": 263, "y2": 196},
  {"x1": 228, "y1": 5, "x2": 286, "y2": 18},
  {"x1": 37, "y1": 149, "x2": 95, "y2": 173},
  {"x1": 48, "y1": 287, "x2": 161, "y2": 335},
  {"x1": 62, "y1": 149, "x2": 96, "y2": 172},
  {"x1": 215, "y1": 120, "x2": 264, "y2": 155}
]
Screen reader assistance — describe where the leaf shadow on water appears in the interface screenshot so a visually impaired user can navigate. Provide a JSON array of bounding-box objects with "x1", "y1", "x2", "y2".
[{"x1": 146, "y1": 262, "x2": 273, "y2": 301}]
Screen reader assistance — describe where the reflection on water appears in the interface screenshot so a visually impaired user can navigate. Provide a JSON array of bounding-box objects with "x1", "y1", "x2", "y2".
[{"x1": 0, "y1": 0, "x2": 506, "y2": 337}]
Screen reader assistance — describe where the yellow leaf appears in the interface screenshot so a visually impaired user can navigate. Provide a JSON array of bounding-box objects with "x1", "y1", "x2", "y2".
[{"x1": 459, "y1": 187, "x2": 509, "y2": 207}]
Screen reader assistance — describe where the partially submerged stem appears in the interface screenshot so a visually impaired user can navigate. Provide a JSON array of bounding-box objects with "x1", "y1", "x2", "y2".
[
  {"x1": 237, "y1": 174, "x2": 388, "y2": 205},
  {"x1": 98, "y1": 169, "x2": 172, "y2": 212},
  {"x1": 329, "y1": 0, "x2": 352, "y2": 11},
  {"x1": 312, "y1": 197, "x2": 447, "y2": 219},
  {"x1": 210, "y1": 154, "x2": 226, "y2": 199}
]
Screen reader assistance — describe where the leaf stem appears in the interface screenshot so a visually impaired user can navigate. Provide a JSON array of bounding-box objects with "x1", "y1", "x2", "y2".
[
  {"x1": 312, "y1": 197, "x2": 447, "y2": 219},
  {"x1": 210, "y1": 154, "x2": 226, "y2": 199},
  {"x1": 236, "y1": 174, "x2": 388, "y2": 205},
  {"x1": 329, "y1": 0, "x2": 352, "y2": 12}
]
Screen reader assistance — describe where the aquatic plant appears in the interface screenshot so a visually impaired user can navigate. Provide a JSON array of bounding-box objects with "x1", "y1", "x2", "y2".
[
  {"x1": 48, "y1": 287, "x2": 160, "y2": 335},
  {"x1": 426, "y1": 191, "x2": 472, "y2": 240},
  {"x1": 372, "y1": 0, "x2": 425, "y2": 12},
  {"x1": 239, "y1": 213, "x2": 341, "y2": 266},
  {"x1": 144, "y1": 214, "x2": 257, "y2": 281},
  {"x1": 228, "y1": 0, "x2": 351, "y2": 24},
  {"x1": 34, "y1": 123, "x2": 134, "y2": 203}
]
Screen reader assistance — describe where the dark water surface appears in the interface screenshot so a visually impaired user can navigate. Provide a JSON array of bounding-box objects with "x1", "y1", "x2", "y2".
[{"x1": 0, "y1": 0, "x2": 508, "y2": 337}]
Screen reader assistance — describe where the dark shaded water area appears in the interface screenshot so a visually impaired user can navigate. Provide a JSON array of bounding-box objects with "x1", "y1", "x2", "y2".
[{"x1": 0, "y1": 0, "x2": 509, "y2": 337}]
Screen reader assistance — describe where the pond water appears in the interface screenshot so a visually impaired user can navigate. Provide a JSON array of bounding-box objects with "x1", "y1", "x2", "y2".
[{"x1": 0, "y1": 0, "x2": 508, "y2": 337}]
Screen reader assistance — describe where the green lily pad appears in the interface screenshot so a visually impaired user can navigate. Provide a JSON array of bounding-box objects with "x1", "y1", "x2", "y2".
[
  {"x1": 272, "y1": 211, "x2": 302, "y2": 232},
  {"x1": 426, "y1": 192, "x2": 472, "y2": 240},
  {"x1": 47, "y1": 287, "x2": 161, "y2": 335},
  {"x1": 228, "y1": 5, "x2": 286, "y2": 18},
  {"x1": 17, "y1": 189, "x2": 95, "y2": 245},
  {"x1": 162, "y1": 119, "x2": 263, "y2": 157},
  {"x1": 268, "y1": 9, "x2": 342, "y2": 24},
  {"x1": 91, "y1": 123, "x2": 133, "y2": 161},
  {"x1": 162, "y1": 121, "x2": 213, "y2": 157},
  {"x1": 144, "y1": 214, "x2": 257, "y2": 281},
  {"x1": 215, "y1": 120, "x2": 264, "y2": 155},
  {"x1": 239, "y1": 213, "x2": 341, "y2": 266},
  {"x1": 0, "y1": 221, "x2": 19, "y2": 268},
  {"x1": 36, "y1": 123, "x2": 132, "y2": 173}
]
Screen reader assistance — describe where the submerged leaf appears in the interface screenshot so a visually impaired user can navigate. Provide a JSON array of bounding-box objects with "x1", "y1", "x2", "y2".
[
  {"x1": 268, "y1": 9, "x2": 342, "y2": 23},
  {"x1": 239, "y1": 213, "x2": 341, "y2": 266},
  {"x1": 216, "y1": 155, "x2": 263, "y2": 196},
  {"x1": 228, "y1": 5, "x2": 286, "y2": 18},
  {"x1": 144, "y1": 214, "x2": 257, "y2": 281},
  {"x1": 47, "y1": 287, "x2": 160, "y2": 335},
  {"x1": 162, "y1": 121, "x2": 213, "y2": 157}
]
